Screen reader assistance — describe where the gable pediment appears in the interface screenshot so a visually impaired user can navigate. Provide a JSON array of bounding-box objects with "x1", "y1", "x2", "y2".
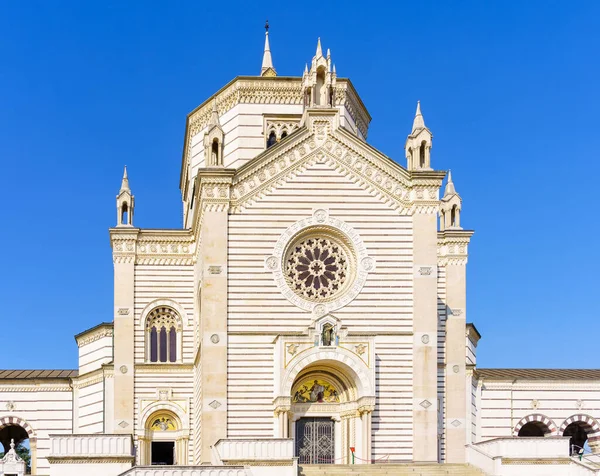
[{"x1": 230, "y1": 112, "x2": 444, "y2": 214}]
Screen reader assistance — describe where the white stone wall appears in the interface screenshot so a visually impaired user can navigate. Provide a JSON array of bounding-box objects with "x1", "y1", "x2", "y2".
[
  {"x1": 227, "y1": 158, "x2": 415, "y2": 459},
  {"x1": 132, "y1": 263, "x2": 195, "y2": 463},
  {"x1": 77, "y1": 380, "x2": 104, "y2": 433},
  {"x1": 78, "y1": 333, "x2": 113, "y2": 375},
  {"x1": 478, "y1": 379, "x2": 600, "y2": 442},
  {"x1": 0, "y1": 383, "x2": 73, "y2": 475}
]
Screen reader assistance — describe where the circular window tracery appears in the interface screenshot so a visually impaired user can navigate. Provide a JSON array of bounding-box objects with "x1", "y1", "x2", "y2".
[{"x1": 285, "y1": 232, "x2": 351, "y2": 302}]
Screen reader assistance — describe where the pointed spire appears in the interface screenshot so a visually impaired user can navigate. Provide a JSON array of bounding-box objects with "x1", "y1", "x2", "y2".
[
  {"x1": 443, "y1": 170, "x2": 457, "y2": 197},
  {"x1": 261, "y1": 20, "x2": 276, "y2": 76},
  {"x1": 412, "y1": 100, "x2": 426, "y2": 132},
  {"x1": 316, "y1": 37, "x2": 323, "y2": 57},
  {"x1": 120, "y1": 166, "x2": 130, "y2": 193},
  {"x1": 333, "y1": 64, "x2": 337, "y2": 74},
  {"x1": 304, "y1": 63, "x2": 309, "y2": 75}
]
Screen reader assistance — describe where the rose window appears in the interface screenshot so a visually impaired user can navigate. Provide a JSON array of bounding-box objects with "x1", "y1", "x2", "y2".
[{"x1": 285, "y1": 235, "x2": 350, "y2": 301}]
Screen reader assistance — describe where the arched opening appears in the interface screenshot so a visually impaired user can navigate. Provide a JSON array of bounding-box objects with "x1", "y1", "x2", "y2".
[
  {"x1": 121, "y1": 202, "x2": 129, "y2": 225},
  {"x1": 211, "y1": 139, "x2": 219, "y2": 165},
  {"x1": 450, "y1": 205, "x2": 457, "y2": 227},
  {"x1": 267, "y1": 131, "x2": 277, "y2": 148},
  {"x1": 146, "y1": 307, "x2": 181, "y2": 363},
  {"x1": 316, "y1": 66, "x2": 326, "y2": 106},
  {"x1": 0, "y1": 426, "x2": 31, "y2": 474},
  {"x1": 281, "y1": 130, "x2": 288, "y2": 140},
  {"x1": 518, "y1": 421, "x2": 551, "y2": 437},
  {"x1": 564, "y1": 422, "x2": 592, "y2": 455},
  {"x1": 145, "y1": 411, "x2": 181, "y2": 465},
  {"x1": 419, "y1": 141, "x2": 426, "y2": 168}
]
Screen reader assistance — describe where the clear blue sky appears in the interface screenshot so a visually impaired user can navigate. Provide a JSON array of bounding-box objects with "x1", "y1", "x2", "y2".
[{"x1": 1, "y1": 1, "x2": 599, "y2": 370}]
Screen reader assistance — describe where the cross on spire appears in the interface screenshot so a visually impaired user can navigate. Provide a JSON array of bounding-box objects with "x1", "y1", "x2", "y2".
[{"x1": 260, "y1": 20, "x2": 276, "y2": 76}]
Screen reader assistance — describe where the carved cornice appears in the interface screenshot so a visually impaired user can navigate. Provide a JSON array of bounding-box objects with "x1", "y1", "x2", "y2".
[
  {"x1": 437, "y1": 230, "x2": 474, "y2": 266},
  {"x1": 47, "y1": 456, "x2": 134, "y2": 464},
  {"x1": 110, "y1": 229, "x2": 195, "y2": 266},
  {"x1": 72, "y1": 366, "x2": 113, "y2": 389},
  {"x1": 135, "y1": 363, "x2": 194, "y2": 373},
  {"x1": 75, "y1": 324, "x2": 113, "y2": 348},
  {"x1": 180, "y1": 77, "x2": 371, "y2": 189},
  {"x1": 0, "y1": 384, "x2": 72, "y2": 392}
]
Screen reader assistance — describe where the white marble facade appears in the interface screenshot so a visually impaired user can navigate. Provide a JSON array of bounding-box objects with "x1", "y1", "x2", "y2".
[{"x1": 1, "y1": 32, "x2": 599, "y2": 476}]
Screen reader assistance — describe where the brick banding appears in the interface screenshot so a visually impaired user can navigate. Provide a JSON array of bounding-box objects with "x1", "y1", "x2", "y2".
[{"x1": 513, "y1": 414, "x2": 557, "y2": 436}]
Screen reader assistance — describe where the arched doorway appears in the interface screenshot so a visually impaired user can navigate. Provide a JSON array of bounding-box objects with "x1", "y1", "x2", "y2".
[
  {"x1": 559, "y1": 415, "x2": 600, "y2": 455},
  {"x1": 0, "y1": 426, "x2": 30, "y2": 473},
  {"x1": 518, "y1": 422, "x2": 550, "y2": 437},
  {"x1": 0, "y1": 417, "x2": 36, "y2": 474},
  {"x1": 513, "y1": 414, "x2": 557, "y2": 438},
  {"x1": 291, "y1": 368, "x2": 348, "y2": 465},
  {"x1": 138, "y1": 407, "x2": 189, "y2": 466},
  {"x1": 278, "y1": 353, "x2": 375, "y2": 465}
]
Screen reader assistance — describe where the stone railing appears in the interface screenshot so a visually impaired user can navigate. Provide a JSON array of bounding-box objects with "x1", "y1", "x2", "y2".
[
  {"x1": 118, "y1": 467, "x2": 247, "y2": 476},
  {"x1": 466, "y1": 444, "x2": 498, "y2": 475},
  {"x1": 214, "y1": 438, "x2": 294, "y2": 464},
  {"x1": 49, "y1": 434, "x2": 133, "y2": 458},
  {"x1": 473, "y1": 436, "x2": 570, "y2": 458}
]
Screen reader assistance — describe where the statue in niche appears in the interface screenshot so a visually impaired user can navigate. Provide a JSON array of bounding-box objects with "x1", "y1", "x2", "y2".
[{"x1": 321, "y1": 323, "x2": 336, "y2": 346}]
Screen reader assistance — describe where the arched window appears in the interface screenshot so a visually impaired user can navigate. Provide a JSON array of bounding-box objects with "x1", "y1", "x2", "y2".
[
  {"x1": 419, "y1": 141, "x2": 426, "y2": 168},
  {"x1": 146, "y1": 307, "x2": 182, "y2": 363},
  {"x1": 280, "y1": 130, "x2": 288, "y2": 140},
  {"x1": 211, "y1": 139, "x2": 219, "y2": 165},
  {"x1": 316, "y1": 67, "x2": 326, "y2": 106},
  {"x1": 121, "y1": 203, "x2": 129, "y2": 225},
  {"x1": 267, "y1": 131, "x2": 277, "y2": 148},
  {"x1": 450, "y1": 206, "x2": 457, "y2": 227}
]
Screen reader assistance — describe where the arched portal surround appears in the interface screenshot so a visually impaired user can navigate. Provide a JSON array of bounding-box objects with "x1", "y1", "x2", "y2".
[
  {"x1": 513, "y1": 414, "x2": 557, "y2": 437},
  {"x1": 275, "y1": 347, "x2": 375, "y2": 464},
  {"x1": 559, "y1": 414, "x2": 600, "y2": 453},
  {"x1": 137, "y1": 402, "x2": 190, "y2": 465},
  {"x1": 0, "y1": 416, "x2": 37, "y2": 474}
]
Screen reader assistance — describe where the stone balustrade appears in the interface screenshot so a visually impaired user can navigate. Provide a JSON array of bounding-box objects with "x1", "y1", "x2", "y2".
[
  {"x1": 473, "y1": 436, "x2": 570, "y2": 458},
  {"x1": 49, "y1": 434, "x2": 133, "y2": 458},
  {"x1": 214, "y1": 438, "x2": 294, "y2": 463},
  {"x1": 119, "y1": 467, "x2": 247, "y2": 476}
]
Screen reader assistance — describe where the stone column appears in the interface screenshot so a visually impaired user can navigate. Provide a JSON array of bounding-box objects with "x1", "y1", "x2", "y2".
[
  {"x1": 110, "y1": 229, "x2": 138, "y2": 434},
  {"x1": 440, "y1": 230, "x2": 473, "y2": 463},
  {"x1": 30, "y1": 438, "x2": 37, "y2": 475},
  {"x1": 412, "y1": 212, "x2": 439, "y2": 462},
  {"x1": 198, "y1": 169, "x2": 235, "y2": 463}
]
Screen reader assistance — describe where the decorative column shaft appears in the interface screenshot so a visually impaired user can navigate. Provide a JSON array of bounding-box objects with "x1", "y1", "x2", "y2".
[
  {"x1": 198, "y1": 169, "x2": 235, "y2": 463},
  {"x1": 439, "y1": 230, "x2": 473, "y2": 463},
  {"x1": 412, "y1": 212, "x2": 439, "y2": 462},
  {"x1": 110, "y1": 229, "x2": 139, "y2": 434}
]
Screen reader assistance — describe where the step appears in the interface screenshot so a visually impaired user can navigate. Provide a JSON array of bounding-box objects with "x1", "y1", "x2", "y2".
[{"x1": 298, "y1": 463, "x2": 487, "y2": 476}]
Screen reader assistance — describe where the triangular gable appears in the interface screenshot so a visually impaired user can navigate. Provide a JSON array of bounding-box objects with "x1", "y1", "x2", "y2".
[{"x1": 231, "y1": 111, "x2": 443, "y2": 214}]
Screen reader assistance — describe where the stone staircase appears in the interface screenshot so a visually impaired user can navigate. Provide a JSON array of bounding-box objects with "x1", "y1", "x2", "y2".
[{"x1": 298, "y1": 464, "x2": 488, "y2": 476}]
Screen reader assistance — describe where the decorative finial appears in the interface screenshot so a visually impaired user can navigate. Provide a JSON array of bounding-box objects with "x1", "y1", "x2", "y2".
[
  {"x1": 316, "y1": 37, "x2": 323, "y2": 57},
  {"x1": 412, "y1": 100, "x2": 426, "y2": 132},
  {"x1": 443, "y1": 170, "x2": 457, "y2": 197},
  {"x1": 120, "y1": 166, "x2": 130, "y2": 192},
  {"x1": 10, "y1": 439, "x2": 15, "y2": 450},
  {"x1": 261, "y1": 21, "x2": 276, "y2": 76}
]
